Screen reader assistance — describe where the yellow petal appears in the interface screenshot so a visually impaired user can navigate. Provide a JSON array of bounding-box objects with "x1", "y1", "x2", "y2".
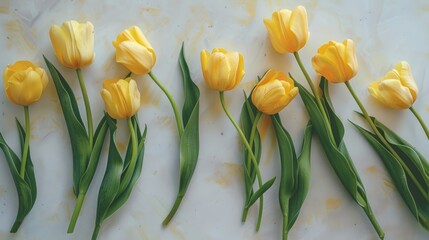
[
  {"x1": 373, "y1": 79, "x2": 414, "y2": 109},
  {"x1": 394, "y1": 61, "x2": 418, "y2": 101},
  {"x1": 116, "y1": 41, "x2": 155, "y2": 74}
]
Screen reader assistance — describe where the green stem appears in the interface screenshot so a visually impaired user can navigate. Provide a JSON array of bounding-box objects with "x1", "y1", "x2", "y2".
[
  {"x1": 19, "y1": 106, "x2": 30, "y2": 178},
  {"x1": 293, "y1": 52, "x2": 335, "y2": 141},
  {"x1": 67, "y1": 192, "x2": 85, "y2": 233},
  {"x1": 282, "y1": 213, "x2": 289, "y2": 240},
  {"x1": 162, "y1": 195, "x2": 183, "y2": 226},
  {"x1": 345, "y1": 81, "x2": 427, "y2": 199},
  {"x1": 119, "y1": 118, "x2": 138, "y2": 193},
  {"x1": 410, "y1": 106, "x2": 429, "y2": 140},
  {"x1": 364, "y1": 205, "x2": 385, "y2": 239},
  {"x1": 242, "y1": 112, "x2": 263, "y2": 223},
  {"x1": 76, "y1": 68, "x2": 93, "y2": 147},
  {"x1": 219, "y1": 91, "x2": 264, "y2": 231},
  {"x1": 91, "y1": 223, "x2": 101, "y2": 240},
  {"x1": 148, "y1": 71, "x2": 184, "y2": 137}
]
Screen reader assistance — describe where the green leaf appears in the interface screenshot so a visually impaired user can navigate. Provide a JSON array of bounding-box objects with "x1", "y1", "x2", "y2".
[
  {"x1": 351, "y1": 121, "x2": 429, "y2": 229},
  {"x1": 246, "y1": 177, "x2": 276, "y2": 207},
  {"x1": 79, "y1": 115, "x2": 108, "y2": 194},
  {"x1": 94, "y1": 116, "x2": 123, "y2": 234},
  {"x1": 272, "y1": 114, "x2": 297, "y2": 214},
  {"x1": 177, "y1": 44, "x2": 200, "y2": 197},
  {"x1": 240, "y1": 92, "x2": 262, "y2": 201},
  {"x1": 294, "y1": 78, "x2": 364, "y2": 206},
  {"x1": 288, "y1": 122, "x2": 313, "y2": 230},
  {"x1": 43, "y1": 56, "x2": 91, "y2": 195},
  {"x1": 0, "y1": 125, "x2": 36, "y2": 232},
  {"x1": 106, "y1": 124, "x2": 147, "y2": 218}
]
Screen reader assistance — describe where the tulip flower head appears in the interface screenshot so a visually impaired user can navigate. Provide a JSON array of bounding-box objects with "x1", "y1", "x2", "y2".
[
  {"x1": 368, "y1": 61, "x2": 418, "y2": 109},
  {"x1": 252, "y1": 69, "x2": 298, "y2": 115},
  {"x1": 112, "y1": 26, "x2": 156, "y2": 75},
  {"x1": 3, "y1": 60, "x2": 49, "y2": 106},
  {"x1": 49, "y1": 20, "x2": 95, "y2": 69},
  {"x1": 200, "y1": 48, "x2": 245, "y2": 91},
  {"x1": 312, "y1": 39, "x2": 358, "y2": 83},
  {"x1": 101, "y1": 78, "x2": 141, "y2": 119},
  {"x1": 263, "y1": 6, "x2": 309, "y2": 54}
]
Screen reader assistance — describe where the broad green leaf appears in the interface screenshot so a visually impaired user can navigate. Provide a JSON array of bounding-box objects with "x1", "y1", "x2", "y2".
[
  {"x1": 0, "y1": 130, "x2": 35, "y2": 233},
  {"x1": 106, "y1": 125, "x2": 147, "y2": 218},
  {"x1": 294, "y1": 78, "x2": 363, "y2": 205},
  {"x1": 288, "y1": 122, "x2": 313, "y2": 230},
  {"x1": 44, "y1": 56, "x2": 91, "y2": 195},
  {"x1": 350, "y1": 121, "x2": 429, "y2": 228},
  {"x1": 177, "y1": 45, "x2": 200, "y2": 197},
  {"x1": 79, "y1": 115, "x2": 108, "y2": 194},
  {"x1": 246, "y1": 177, "x2": 276, "y2": 207},
  {"x1": 272, "y1": 114, "x2": 297, "y2": 214},
  {"x1": 94, "y1": 116, "x2": 123, "y2": 236}
]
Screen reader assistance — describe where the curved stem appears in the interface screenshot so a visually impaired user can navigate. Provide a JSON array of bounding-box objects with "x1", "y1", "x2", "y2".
[
  {"x1": 410, "y1": 106, "x2": 429, "y2": 140},
  {"x1": 282, "y1": 213, "x2": 289, "y2": 240},
  {"x1": 19, "y1": 106, "x2": 30, "y2": 178},
  {"x1": 364, "y1": 205, "x2": 385, "y2": 239},
  {"x1": 76, "y1": 68, "x2": 93, "y2": 147},
  {"x1": 219, "y1": 91, "x2": 264, "y2": 230},
  {"x1": 67, "y1": 192, "x2": 85, "y2": 233},
  {"x1": 119, "y1": 118, "x2": 138, "y2": 193},
  {"x1": 148, "y1": 71, "x2": 183, "y2": 137},
  {"x1": 162, "y1": 195, "x2": 183, "y2": 226},
  {"x1": 345, "y1": 81, "x2": 427, "y2": 199}
]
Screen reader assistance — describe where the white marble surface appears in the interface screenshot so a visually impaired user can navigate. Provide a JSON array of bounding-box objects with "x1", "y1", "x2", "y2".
[{"x1": 0, "y1": 0, "x2": 428, "y2": 239}]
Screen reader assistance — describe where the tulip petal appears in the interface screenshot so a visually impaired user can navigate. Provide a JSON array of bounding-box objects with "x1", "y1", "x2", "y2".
[
  {"x1": 116, "y1": 41, "x2": 155, "y2": 75},
  {"x1": 394, "y1": 61, "x2": 418, "y2": 100},
  {"x1": 372, "y1": 79, "x2": 414, "y2": 109},
  {"x1": 289, "y1": 6, "x2": 308, "y2": 51}
]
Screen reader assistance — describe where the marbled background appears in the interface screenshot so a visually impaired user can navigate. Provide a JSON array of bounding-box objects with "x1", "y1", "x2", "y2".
[{"x1": 0, "y1": 0, "x2": 428, "y2": 239}]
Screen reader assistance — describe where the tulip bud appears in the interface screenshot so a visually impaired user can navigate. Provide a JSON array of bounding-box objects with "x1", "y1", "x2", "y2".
[
  {"x1": 101, "y1": 78, "x2": 141, "y2": 119},
  {"x1": 312, "y1": 39, "x2": 358, "y2": 83},
  {"x1": 200, "y1": 48, "x2": 245, "y2": 91},
  {"x1": 263, "y1": 6, "x2": 310, "y2": 54},
  {"x1": 49, "y1": 20, "x2": 95, "y2": 69},
  {"x1": 368, "y1": 61, "x2": 418, "y2": 109},
  {"x1": 3, "y1": 61, "x2": 49, "y2": 106},
  {"x1": 252, "y1": 69, "x2": 298, "y2": 115},
  {"x1": 112, "y1": 26, "x2": 156, "y2": 75}
]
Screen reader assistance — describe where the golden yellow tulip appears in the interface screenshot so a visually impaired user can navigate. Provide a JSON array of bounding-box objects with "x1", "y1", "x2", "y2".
[
  {"x1": 312, "y1": 39, "x2": 358, "y2": 83},
  {"x1": 3, "y1": 61, "x2": 49, "y2": 106},
  {"x1": 49, "y1": 20, "x2": 95, "y2": 69},
  {"x1": 263, "y1": 6, "x2": 309, "y2": 54},
  {"x1": 252, "y1": 69, "x2": 298, "y2": 115},
  {"x1": 200, "y1": 48, "x2": 245, "y2": 91},
  {"x1": 101, "y1": 78, "x2": 141, "y2": 119},
  {"x1": 368, "y1": 61, "x2": 418, "y2": 109},
  {"x1": 112, "y1": 26, "x2": 156, "y2": 75}
]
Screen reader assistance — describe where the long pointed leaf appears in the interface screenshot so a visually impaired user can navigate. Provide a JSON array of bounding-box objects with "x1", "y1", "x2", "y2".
[
  {"x1": 246, "y1": 177, "x2": 276, "y2": 207},
  {"x1": 44, "y1": 56, "x2": 90, "y2": 195}
]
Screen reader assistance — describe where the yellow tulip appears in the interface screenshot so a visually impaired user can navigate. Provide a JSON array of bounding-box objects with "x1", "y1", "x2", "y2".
[
  {"x1": 3, "y1": 61, "x2": 49, "y2": 106},
  {"x1": 200, "y1": 48, "x2": 245, "y2": 91},
  {"x1": 368, "y1": 61, "x2": 418, "y2": 109},
  {"x1": 312, "y1": 39, "x2": 358, "y2": 83},
  {"x1": 263, "y1": 6, "x2": 309, "y2": 54},
  {"x1": 101, "y1": 78, "x2": 141, "y2": 119},
  {"x1": 112, "y1": 26, "x2": 156, "y2": 75},
  {"x1": 252, "y1": 69, "x2": 298, "y2": 115},
  {"x1": 49, "y1": 20, "x2": 95, "y2": 69}
]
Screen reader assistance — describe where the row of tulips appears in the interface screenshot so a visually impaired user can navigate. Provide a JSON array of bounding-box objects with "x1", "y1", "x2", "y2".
[{"x1": 1, "y1": 4, "x2": 428, "y2": 240}]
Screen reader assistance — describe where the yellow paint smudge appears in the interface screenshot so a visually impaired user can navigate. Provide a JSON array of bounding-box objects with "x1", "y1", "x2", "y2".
[
  {"x1": 0, "y1": 5, "x2": 10, "y2": 14},
  {"x1": 366, "y1": 165, "x2": 378, "y2": 174},
  {"x1": 259, "y1": 115, "x2": 272, "y2": 138},
  {"x1": 236, "y1": 0, "x2": 256, "y2": 25},
  {"x1": 117, "y1": 142, "x2": 126, "y2": 153},
  {"x1": 263, "y1": 131, "x2": 276, "y2": 165},
  {"x1": 46, "y1": 214, "x2": 60, "y2": 221},
  {"x1": 139, "y1": 82, "x2": 161, "y2": 107},
  {"x1": 326, "y1": 198, "x2": 342, "y2": 209},
  {"x1": 140, "y1": 7, "x2": 161, "y2": 15},
  {"x1": 382, "y1": 176, "x2": 395, "y2": 194},
  {"x1": 4, "y1": 19, "x2": 36, "y2": 51},
  {"x1": 208, "y1": 162, "x2": 242, "y2": 187},
  {"x1": 241, "y1": 80, "x2": 258, "y2": 92},
  {"x1": 167, "y1": 224, "x2": 185, "y2": 239},
  {"x1": 158, "y1": 116, "x2": 176, "y2": 133}
]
